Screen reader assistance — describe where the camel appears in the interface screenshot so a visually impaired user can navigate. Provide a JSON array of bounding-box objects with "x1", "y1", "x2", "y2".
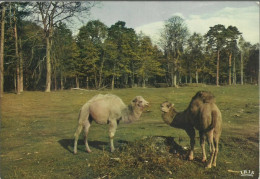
[
  {"x1": 74, "y1": 94, "x2": 149, "y2": 154},
  {"x1": 160, "y1": 91, "x2": 222, "y2": 168}
]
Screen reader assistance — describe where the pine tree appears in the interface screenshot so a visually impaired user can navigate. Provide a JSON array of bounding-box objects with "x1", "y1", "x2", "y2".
[
  {"x1": 77, "y1": 20, "x2": 107, "y2": 89},
  {"x1": 160, "y1": 16, "x2": 189, "y2": 87},
  {"x1": 185, "y1": 33, "x2": 205, "y2": 84},
  {"x1": 137, "y1": 34, "x2": 164, "y2": 87},
  {"x1": 205, "y1": 24, "x2": 226, "y2": 86},
  {"x1": 225, "y1": 26, "x2": 241, "y2": 85}
]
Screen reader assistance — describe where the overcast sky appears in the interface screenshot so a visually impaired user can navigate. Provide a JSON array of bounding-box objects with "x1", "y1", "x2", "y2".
[{"x1": 78, "y1": 1, "x2": 259, "y2": 44}]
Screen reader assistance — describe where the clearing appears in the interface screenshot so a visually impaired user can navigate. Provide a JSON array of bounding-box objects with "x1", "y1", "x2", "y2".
[{"x1": 0, "y1": 85, "x2": 259, "y2": 178}]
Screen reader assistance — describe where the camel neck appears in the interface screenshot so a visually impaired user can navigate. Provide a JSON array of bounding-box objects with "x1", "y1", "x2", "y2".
[
  {"x1": 121, "y1": 105, "x2": 143, "y2": 123},
  {"x1": 162, "y1": 108, "x2": 188, "y2": 129}
]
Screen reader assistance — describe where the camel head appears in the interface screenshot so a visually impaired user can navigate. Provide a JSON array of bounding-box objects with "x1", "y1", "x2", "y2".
[
  {"x1": 131, "y1": 96, "x2": 149, "y2": 110},
  {"x1": 160, "y1": 101, "x2": 174, "y2": 113}
]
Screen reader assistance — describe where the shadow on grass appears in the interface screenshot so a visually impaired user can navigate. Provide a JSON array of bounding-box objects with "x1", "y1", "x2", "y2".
[
  {"x1": 58, "y1": 136, "x2": 188, "y2": 159},
  {"x1": 58, "y1": 139, "x2": 108, "y2": 153},
  {"x1": 162, "y1": 136, "x2": 187, "y2": 155}
]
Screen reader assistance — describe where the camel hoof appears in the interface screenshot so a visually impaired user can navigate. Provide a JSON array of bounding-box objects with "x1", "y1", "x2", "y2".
[
  {"x1": 188, "y1": 155, "x2": 194, "y2": 161},
  {"x1": 205, "y1": 164, "x2": 212, "y2": 169},
  {"x1": 73, "y1": 149, "x2": 77, "y2": 154},
  {"x1": 202, "y1": 158, "x2": 207, "y2": 163},
  {"x1": 86, "y1": 149, "x2": 92, "y2": 153}
]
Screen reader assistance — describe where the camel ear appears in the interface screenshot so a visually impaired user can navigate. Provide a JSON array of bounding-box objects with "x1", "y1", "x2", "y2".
[
  {"x1": 132, "y1": 98, "x2": 137, "y2": 106},
  {"x1": 167, "y1": 103, "x2": 174, "y2": 108},
  {"x1": 167, "y1": 103, "x2": 172, "y2": 108}
]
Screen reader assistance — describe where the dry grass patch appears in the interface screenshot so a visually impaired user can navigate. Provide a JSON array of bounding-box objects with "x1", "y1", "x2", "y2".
[{"x1": 90, "y1": 136, "x2": 191, "y2": 178}]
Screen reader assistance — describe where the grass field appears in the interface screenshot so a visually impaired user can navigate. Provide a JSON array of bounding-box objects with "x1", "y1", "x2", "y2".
[{"x1": 0, "y1": 85, "x2": 259, "y2": 178}]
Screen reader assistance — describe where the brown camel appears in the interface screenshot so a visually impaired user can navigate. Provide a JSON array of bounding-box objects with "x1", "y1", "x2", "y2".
[{"x1": 160, "y1": 91, "x2": 222, "y2": 168}]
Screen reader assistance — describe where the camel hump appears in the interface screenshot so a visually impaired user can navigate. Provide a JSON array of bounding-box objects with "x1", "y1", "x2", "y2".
[{"x1": 192, "y1": 91, "x2": 216, "y2": 104}]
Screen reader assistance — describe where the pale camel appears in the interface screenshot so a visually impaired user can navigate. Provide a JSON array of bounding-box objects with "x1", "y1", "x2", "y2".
[{"x1": 74, "y1": 94, "x2": 149, "y2": 154}]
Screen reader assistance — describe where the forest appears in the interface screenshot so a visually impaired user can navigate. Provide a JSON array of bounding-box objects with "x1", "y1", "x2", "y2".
[{"x1": 0, "y1": 2, "x2": 259, "y2": 95}]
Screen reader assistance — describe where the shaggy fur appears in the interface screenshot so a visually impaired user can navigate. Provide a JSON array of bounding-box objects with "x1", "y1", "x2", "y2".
[
  {"x1": 74, "y1": 94, "x2": 149, "y2": 154},
  {"x1": 161, "y1": 91, "x2": 222, "y2": 168}
]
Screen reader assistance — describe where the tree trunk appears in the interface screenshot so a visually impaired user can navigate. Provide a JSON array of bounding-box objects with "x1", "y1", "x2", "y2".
[
  {"x1": 98, "y1": 57, "x2": 104, "y2": 88},
  {"x1": 228, "y1": 53, "x2": 232, "y2": 85},
  {"x1": 75, "y1": 75, "x2": 79, "y2": 88},
  {"x1": 111, "y1": 75, "x2": 115, "y2": 90},
  {"x1": 216, "y1": 50, "x2": 220, "y2": 86},
  {"x1": 171, "y1": 64, "x2": 174, "y2": 87},
  {"x1": 233, "y1": 56, "x2": 236, "y2": 85},
  {"x1": 195, "y1": 70, "x2": 199, "y2": 84},
  {"x1": 131, "y1": 63, "x2": 135, "y2": 88},
  {"x1": 0, "y1": 5, "x2": 6, "y2": 97},
  {"x1": 86, "y1": 76, "x2": 89, "y2": 89},
  {"x1": 19, "y1": 38, "x2": 23, "y2": 92},
  {"x1": 142, "y1": 74, "x2": 146, "y2": 88},
  {"x1": 131, "y1": 72, "x2": 134, "y2": 88},
  {"x1": 124, "y1": 74, "x2": 128, "y2": 86},
  {"x1": 14, "y1": 10, "x2": 20, "y2": 94},
  {"x1": 111, "y1": 65, "x2": 115, "y2": 90},
  {"x1": 60, "y1": 71, "x2": 64, "y2": 90},
  {"x1": 240, "y1": 51, "x2": 244, "y2": 85},
  {"x1": 178, "y1": 72, "x2": 182, "y2": 84},
  {"x1": 45, "y1": 36, "x2": 51, "y2": 92},
  {"x1": 16, "y1": 63, "x2": 20, "y2": 94},
  {"x1": 54, "y1": 68, "x2": 57, "y2": 91},
  {"x1": 94, "y1": 68, "x2": 98, "y2": 89},
  {"x1": 173, "y1": 73, "x2": 177, "y2": 87},
  {"x1": 173, "y1": 60, "x2": 177, "y2": 87},
  {"x1": 14, "y1": 73, "x2": 16, "y2": 92},
  {"x1": 189, "y1": 70, "x2": 192, "y2": 84},
  {"x1": 166, "y1": 58, "x2": 171, "y2": 86}
]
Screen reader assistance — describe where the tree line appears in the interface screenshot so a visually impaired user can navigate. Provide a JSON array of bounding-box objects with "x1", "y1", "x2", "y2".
[{"x1": 0, "y1": 2, "x2": 259, "y2": 96}]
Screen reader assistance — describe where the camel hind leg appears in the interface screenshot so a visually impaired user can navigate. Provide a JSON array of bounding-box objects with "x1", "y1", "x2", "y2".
[
  {"x1": 84, "y1": 118, "x2": 92, "y2": 153},
  {"x1": 205, "y1": 130, "x2": 215, "y2": 168},
  {"x1": 199, "y1": 131, "x2": 207, "y2": 163},
  {"x1": 74, "y1": 124, "x2": 83, "y2": 154},
  {"x1": 74, "y1": 109, "x2": 90, "y2": 154},
  {"x1": 212, "y1": 134, "x2": 220, "y2": 167}
]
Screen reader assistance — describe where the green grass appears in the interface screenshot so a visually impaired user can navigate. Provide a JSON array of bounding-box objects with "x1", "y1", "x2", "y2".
[{"x1": 0, "y1": 85, "x2": 259, "y2": 178}]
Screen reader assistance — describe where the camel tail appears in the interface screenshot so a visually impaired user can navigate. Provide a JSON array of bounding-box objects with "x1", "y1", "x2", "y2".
[{"x1": 203, "y1": 110, "x2": 218, "y2": 133}]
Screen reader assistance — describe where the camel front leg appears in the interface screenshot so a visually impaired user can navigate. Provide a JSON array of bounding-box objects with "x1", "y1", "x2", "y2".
[
  {"x1": 186, "y1": 128, "x2": 195, "y2": 161},
  {"x1": 108, "y1": 119, "x2": 117, "y2": 152}
]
